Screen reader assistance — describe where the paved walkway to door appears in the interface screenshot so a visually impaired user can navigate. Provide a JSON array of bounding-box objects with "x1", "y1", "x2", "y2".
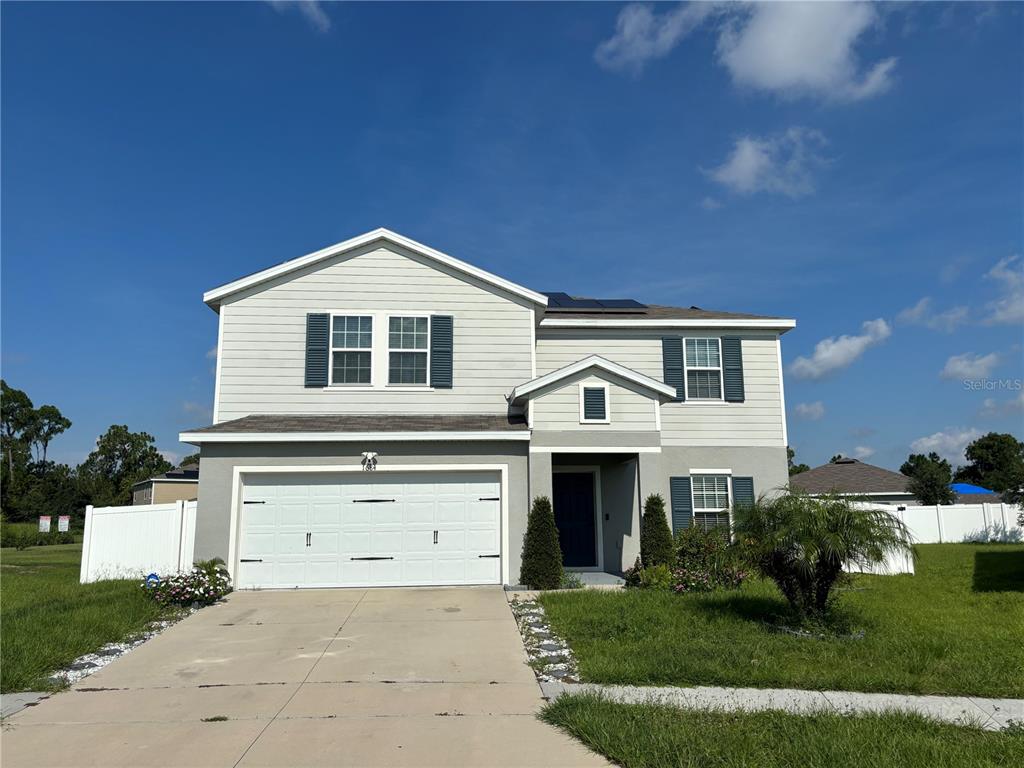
[{"x1": 2, "y1": 588, "x2": 607, "y2": 767}]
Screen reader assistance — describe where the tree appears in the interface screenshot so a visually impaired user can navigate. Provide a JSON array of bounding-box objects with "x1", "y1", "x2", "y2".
[
  {"x1": 30, "y1": 404, "x2": 72, "y2": 463},
  {"x1": 77, "y1": 425, "x2": 172, "y2": 507},
  {"x1": 733, "y1": 491, "x2": 913, "y2": 621},
  {"x1": 178, "y1": 452, "x2": 200, "y2": 467},
  {"x1": 955, "y1": 433, "x2": 1024, "y2": 505},
  {"x1": 1, "y1": 381, "x2": 34, "y2": 475},
  {"x1": 829, "y1": 455, "x2": 845, "y2": 464},
  {"x1": 788, "y1": 447, "x2": 810, "y2": 476},
  {"x1": 900, "y1": 452, "x2": 955, "y2": 505},
  {"x1": 519, "y1": 496, "x2": 563, "y2": 589},
  {"x1": 640, "y1": 494, "x2": 674, "y2": 568}
]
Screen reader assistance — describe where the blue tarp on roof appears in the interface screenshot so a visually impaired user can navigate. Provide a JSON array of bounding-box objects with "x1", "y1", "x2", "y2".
[{"x1": 949, "y1": 482, "x2": 994, "y2": 494}]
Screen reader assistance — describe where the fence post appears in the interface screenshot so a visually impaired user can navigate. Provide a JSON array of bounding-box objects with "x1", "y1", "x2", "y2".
[
  {"x1": 934, "y1": 505, "x2": 944, "y2": 543},
  {"x1": 176, "y1": 499, "x2": 187, "y2": 572},
  {"x1": 981, "y1": 504, "x2": 991, "y2": 542},
  {"x1": 79, "y1": 505, "x2": 94, "y2": 584}
]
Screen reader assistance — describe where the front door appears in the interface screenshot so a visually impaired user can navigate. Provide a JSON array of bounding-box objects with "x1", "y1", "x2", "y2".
[{"x1": 552, "y1": 472, "x2": 597, "y2": 568}]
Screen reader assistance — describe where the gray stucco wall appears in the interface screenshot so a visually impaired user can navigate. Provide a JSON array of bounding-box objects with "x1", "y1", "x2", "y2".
[
  {"x1": 655, "y1": 446, "x2": 790, "y2": 505},
  {"x1": 195, "y1": 441, "x2": 529, "y2": 581}
]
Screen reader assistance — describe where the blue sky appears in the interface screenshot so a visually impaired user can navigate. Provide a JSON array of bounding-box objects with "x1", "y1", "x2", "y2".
[{"x1": 2, "y1": 1, "x2": 1022, "y2": 470}]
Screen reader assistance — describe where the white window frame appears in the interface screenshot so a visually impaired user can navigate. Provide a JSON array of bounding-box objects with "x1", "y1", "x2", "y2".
[
  {"x1": 329, "y1": 314, "x2": 374, "y2": 387},
  {"x1": 683, "y1": 337, "x2": 724, "y2": 402},
  {"x1": 386, "y1": 313, "x2": 431, "y2": 388},
  {"x1": 690, "y1": 473, "x2": 732, "y2": 531},
  {"x1": 578, "y1": 382, "x2": 610, "y2": 424}
]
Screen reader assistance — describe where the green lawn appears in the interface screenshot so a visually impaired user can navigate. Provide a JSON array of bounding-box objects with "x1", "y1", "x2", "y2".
[
  {"x1": 540, "y1": 544, "x2": 1024, "y2": 697},
  {"x1": 542, "y1": 694, "x2": 1024, "y2": 768},
  {"x1": 1, "y1": 544, "x2": 171, "y2": 692}
]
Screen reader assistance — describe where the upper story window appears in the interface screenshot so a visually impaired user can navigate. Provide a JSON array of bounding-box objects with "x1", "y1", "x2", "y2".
[
  {"x1": 331, "y1": 316, "x2": 373, "y2": 385},
  {"x1": 691, "y1": 474, "x2": 730, "y2": 531},
  {"x1": 388, "y1": 316, "x2": 428, "y2": 385},
  {"x1": 685, "y1": 338, "x2": 722, "y2": 400}
]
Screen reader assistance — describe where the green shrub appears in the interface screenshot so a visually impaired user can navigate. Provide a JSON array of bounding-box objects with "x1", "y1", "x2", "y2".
[
  {"x1": 637, "y1": 564, "x2": 674, "y2": 590},
  {"x1": 640, "y1": 494, "x2": 674, "y2": 568},
  {"x1": 1, "y1": 522, "x2": 74, "y2": 550},
  {"x1": 673, "y1": 525, "x2": 749, "y2": 592},
  {"x1": 143, "y1": 561, "x2": 232, "y2": 607},
  {"x1": 520, "y1": 496, "x2": 563, "y2": 590},
  {"x1": 560, "y1": 571, "x2": 584, "y2": 590}
]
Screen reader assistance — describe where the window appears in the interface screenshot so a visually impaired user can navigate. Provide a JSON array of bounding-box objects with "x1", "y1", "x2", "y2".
[
  {"x1": 331, "y1": 316, "x2": 372, "y2": 384},
  {"x1": 691, "y1": 474, "x2": 730, "y2": 531},
  {"x1": 685, "y1": 338, "x2": 722, "y2": 400},
  {"x1": 388, "y1": 316, "x2": 428, "y2": 385},
  {"x1": 580, "y1": 383, "x2": 609, "y2": 423}
]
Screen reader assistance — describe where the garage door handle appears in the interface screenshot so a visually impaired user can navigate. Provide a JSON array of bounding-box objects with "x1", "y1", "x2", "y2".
[
  {"x1": 240, "y1": 558, "x2": 263, "y2": 563},
  {"x1": 243, "y1": 501, "x2": 265, "y2": 505},
  {"x1": 350, "y1": 556, "x2": 394, "y2": 561},
  {"x1": 352, "y1": 498, "x2": 396, "y2": 503},
  {"x1": 478, "y1": 554, "x2": 500, "y2": 559},
  {"x1": 478, "y1": 497, "x2": 499, "y2": 501}
]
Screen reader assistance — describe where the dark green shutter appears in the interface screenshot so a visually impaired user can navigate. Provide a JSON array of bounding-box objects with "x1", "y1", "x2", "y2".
[
  {"x1": 662, "y1": 337, "x2": 685, "y2": 401},
  {"x1": 429, "y1": 315, "x2": 454, "y2": 389},
  {"x1": 669, "y1": 476, "x2": 692, "y2": 531},
  {"x1": 582, "y1": 387, "x2": 606, "y2": 420},
  {"x1": 304, "y1": 313, "x2": 329, "y2": 388},
  {"x1": 722, "y1": 336, "x2": 745, "y2": 403},
  {"x1": 732, "y1": 476, "x2": 755, "y2": 511}
]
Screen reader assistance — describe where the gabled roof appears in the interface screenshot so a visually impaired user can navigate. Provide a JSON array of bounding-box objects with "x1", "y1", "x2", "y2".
[
  {"x1": 789, "y1": 458, "x2": 912, "y2": 496},
  {"x1": 131, "y1": 464, "x2": 199, "y2": 489},
  {"x1": 510, "y1": 355, "x2": 676, "y2": 403},
  {"x1": 203, "y1": 228, "x2": 549, "y2": 309}
]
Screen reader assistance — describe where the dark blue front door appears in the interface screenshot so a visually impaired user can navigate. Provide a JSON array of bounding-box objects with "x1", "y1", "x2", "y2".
[{"x1": 552, "y1": 472, "x2": 597, "y2": 568}]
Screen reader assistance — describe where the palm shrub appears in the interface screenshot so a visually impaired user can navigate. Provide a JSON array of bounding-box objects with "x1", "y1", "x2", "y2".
[
  {"x1": 520, "y1": 496, "x2": 563, "y2": 589},
  {"x1": 640, "y1": 493, "x2": 674, "y2": 568},
  {"x1": 732, "y1": 491, "x2": 913, "y2": 620}
]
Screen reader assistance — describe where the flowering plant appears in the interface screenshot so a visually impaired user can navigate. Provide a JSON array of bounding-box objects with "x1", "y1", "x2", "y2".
[{"x1": 142, "y1": 558, "x2": 232, "y2": 607}]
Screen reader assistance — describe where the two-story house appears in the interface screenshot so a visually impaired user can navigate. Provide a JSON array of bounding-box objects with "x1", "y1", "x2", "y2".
[{"x1": 181, "y1": 228, "x2": 795, "y2": 589}]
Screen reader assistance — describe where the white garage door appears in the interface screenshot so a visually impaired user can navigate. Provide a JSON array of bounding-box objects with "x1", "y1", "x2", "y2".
[{"x1": 236, "y1": 471, "x2": 501, "y2": 589}]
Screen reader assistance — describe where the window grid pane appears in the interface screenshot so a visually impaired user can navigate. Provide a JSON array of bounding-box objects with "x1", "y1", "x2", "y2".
[
  {"x1": 686, "y1": 338, "x2": 720, "y2": 368},
  {"x1": 692, "y1": 475, "x2": 729, "y2": 509},
  {"x1": 687, "y1": 370, "x2": 722, "y2": 399},
  {"x1": 332, "y1": 351, "x2": 371, "y2": 384},
  {"x1": 332, "y1": 316, "x2": 372, "y2": 349},
  {"x1": 389, "y1": 351, "x2": 427, "y2": 384},
  {"x1": 389, "y1": 316, "x2": 428, "y2": 350}
]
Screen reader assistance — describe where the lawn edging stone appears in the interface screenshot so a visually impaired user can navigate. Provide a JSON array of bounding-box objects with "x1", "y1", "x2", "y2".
[{"x1": 508, "y1": 597, "x2": 580, "y2": 683}]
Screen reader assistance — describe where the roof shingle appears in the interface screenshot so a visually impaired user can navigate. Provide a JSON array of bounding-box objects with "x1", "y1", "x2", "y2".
[{"x1": 789, "y1": 458, "x2": 912, "y2": 495}]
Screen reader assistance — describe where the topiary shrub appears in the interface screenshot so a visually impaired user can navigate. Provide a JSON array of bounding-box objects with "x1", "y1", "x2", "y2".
[
  {"x1": 519, "y1": 496, "x2": 563, "y2": 589},
  {"x1": 640, "y1": 493, "x2": 674, "y2": 568}
]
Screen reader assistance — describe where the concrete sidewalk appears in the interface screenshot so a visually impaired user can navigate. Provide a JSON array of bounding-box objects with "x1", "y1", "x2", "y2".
[
  {"x1": 540, "y1": 681, "x2": 1024, "y2": 731},
  {"x1": 2, "y1": 588, "x2": 607, "y2": 767}
]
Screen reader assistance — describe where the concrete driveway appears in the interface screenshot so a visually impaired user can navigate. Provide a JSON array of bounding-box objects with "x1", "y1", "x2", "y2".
[{"x1": 3, "y1": 588, "x2": 606, "y2": 767}]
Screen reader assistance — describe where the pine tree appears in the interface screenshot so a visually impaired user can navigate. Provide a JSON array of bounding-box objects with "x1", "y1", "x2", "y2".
[
  {"x1": 640, "y1": 493, "x2": 674, "y2": 568},
  {"x1": 519, "y1": 496, "x2": 563, "y2": 589}
]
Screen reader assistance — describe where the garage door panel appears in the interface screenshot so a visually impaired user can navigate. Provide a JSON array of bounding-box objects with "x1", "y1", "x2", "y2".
[{"x1": 238, "y1": 471, "x2": 501, "y2": 588}]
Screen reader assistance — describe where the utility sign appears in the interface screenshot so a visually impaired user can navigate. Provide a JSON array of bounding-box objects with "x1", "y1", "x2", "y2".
[
  {"x1": 38, "y1": 516, "x2": 51, "y2": 533},
  {"x1": 58, "y1": 515, "x2": 70, "y2": 532}
]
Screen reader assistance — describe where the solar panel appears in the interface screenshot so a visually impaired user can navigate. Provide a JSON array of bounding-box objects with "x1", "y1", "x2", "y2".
[
  {"x1": 598, "y1": 299, "x2": 647, "y2": 309},
  {"x1": 543, "y1": 291, "x2": 648, "y2": 313}
]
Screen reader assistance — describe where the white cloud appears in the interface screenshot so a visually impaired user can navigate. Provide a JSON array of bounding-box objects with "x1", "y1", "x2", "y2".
[
  {"x1": 182, "y1": 401, "x2": 213, "y2": 421},
  {"x1": 980, "y1": 392, "x2": 1024, "y2": 418},
  {"x1": 706, "y1": 127, "x2": 828, "y2": 199},
  {"x1": 267, "y1": 1, "x2": 331, "y2": 33},
  {"x1": 594, "y1": 2, "x2": 718, "y2": 73},
  {"x1": 939, "y1": 352, "x2": 1000, "y2": 381},
  {"x1": 160, "y1": 449, "x2": 181, "y2": 465},
  {"x1": 794, "y1": 401, "x2": 825, "y2": 420},
  {"x1": 700, "y1": 196, "x2": 723, "y2": 211},
  {"x1": 939, "y1": 255, "x2": 972, "y2": 284},
  {"x1": 896, "y1": 297, "x2": 969, "y2": 333},
  {"x1": 206, "y1": 346, "x2": 218, "y2": 360},
  {"x1": 790, "y1": 318, "x2": 892, "y2": 379},
  {"x1": 596, "y1": 2, "x2": 897, "y2": 103},
  {"x1": 716, "y1": 2, "x2": 896, "y2": 102},
  {"x1": 852, "y1": 445, "x2": 875, "y2": 460},
  {"x1": 910, "y1": 427, "x2": 982, "y2": 465},
  {"x1": 982, "y1": 255, "x2": 1024, "y2": 325}
]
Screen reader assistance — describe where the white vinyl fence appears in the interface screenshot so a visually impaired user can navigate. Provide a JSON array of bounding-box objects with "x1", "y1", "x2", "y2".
[
  {"x1": 79, "y1": 500, "x2": 197, "y2": 583},
  {"x1": 890, "y1": 502, "x2": 1022, "y2": 544}
]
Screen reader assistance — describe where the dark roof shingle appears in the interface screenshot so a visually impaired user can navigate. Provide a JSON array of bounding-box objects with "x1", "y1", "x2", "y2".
[
  {"x1": 542, "y1": 303, "x2": 784, "y2": 321},
  {"x1": 789, "y1": 458, "x2": 912, "y2": 495},
  {"x1": 186, "y1": 413, "x2": 527, "y2": 434}
]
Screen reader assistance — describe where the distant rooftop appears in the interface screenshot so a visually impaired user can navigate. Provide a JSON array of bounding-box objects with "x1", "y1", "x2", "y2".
[
  {"x1": 541, "y1": 291, "x2": 784, "y2": 321},
  {"x1": 790, "y1": 458, "x2": 912, "y2": 496}
]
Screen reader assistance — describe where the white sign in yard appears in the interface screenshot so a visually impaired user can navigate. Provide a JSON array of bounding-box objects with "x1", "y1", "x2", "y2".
[
  {"x1": 38, "y1": 516, "x2": 51, "y2": 533},
  {"x1": 58, "y1": 515, "x2": 70, "y2": 532}
]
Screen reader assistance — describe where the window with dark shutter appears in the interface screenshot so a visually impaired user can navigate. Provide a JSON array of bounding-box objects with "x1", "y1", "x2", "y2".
[
  {"x1": 669, "y1": 477, "x2": 693, "y2": 531},
  {"x1": 304, "y1": 313, "x2": 329, "y2": 388},
  {"x1": 722, "y1": 336, "x2": 745, "y2": 403},
  {"x1": 429, "y1": 315, "x2": 454, "y2": 388},
  {"x1": 662, "y1": 337, "x2": 685, "y2": 401}
]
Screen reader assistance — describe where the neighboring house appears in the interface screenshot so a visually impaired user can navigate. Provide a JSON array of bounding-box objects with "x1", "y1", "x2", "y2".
[
  {"x1": 181, "y1": 228, "x2": 795, "y2": 589},
  {"x1": 789, "y1": 458, "x2": 917, "y2": 506},
  {"x1": 131, "y1": 464, "x2": 200, "y2": 505},
  {"x1": 949, "y1": 482, "x2": 1003, "y2": 504}
]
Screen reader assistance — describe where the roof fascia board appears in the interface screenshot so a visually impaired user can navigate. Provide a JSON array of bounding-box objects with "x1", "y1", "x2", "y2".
[
  {"x1": 179, "y1": 430, "x2": 532, "y2": 444},
  {"x1": 511, "y1": 355, "x2": 676, "y2": 402},
  {"x1": 540, "y1": 318, "x2": 796, "y2": 331},
  {"x1": 203, "y1": 228, "x2": 548, "y2": 308}
]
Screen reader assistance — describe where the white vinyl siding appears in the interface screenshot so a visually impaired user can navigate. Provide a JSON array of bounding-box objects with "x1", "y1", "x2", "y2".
[
  {"x1": 535, "y1": 330, "x2": 785, "y2": 447},
  {"x1": 531, "y1": 375, "x2": 656, "y2": 432},
  {"x1": 216, "y1": 244, "x2": 535, "y2": 420}
]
